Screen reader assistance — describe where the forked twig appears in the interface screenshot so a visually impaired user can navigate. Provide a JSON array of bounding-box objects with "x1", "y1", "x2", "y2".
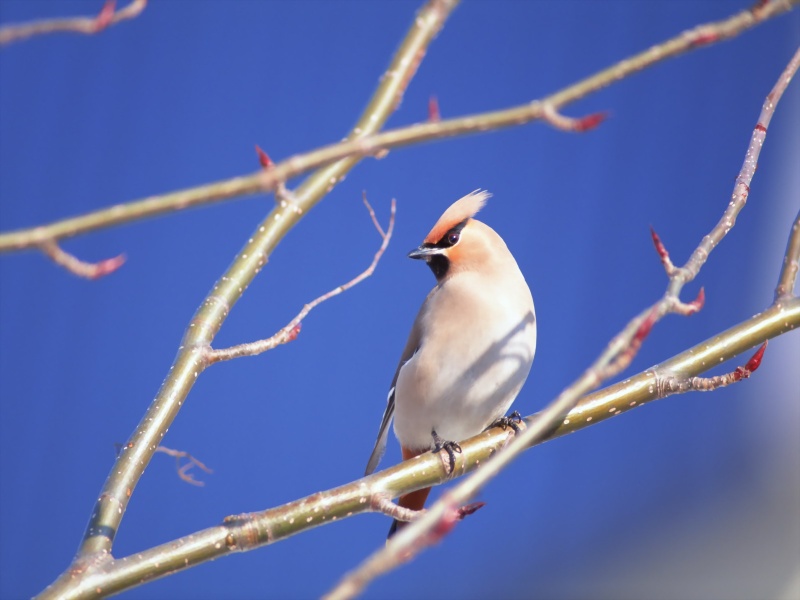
[
  {"x1": 207, "y1": 197, "x2": 395, "y2": 364},
  {"x1": 155, "y1": 446, "x2": 213, "y2": 487}
]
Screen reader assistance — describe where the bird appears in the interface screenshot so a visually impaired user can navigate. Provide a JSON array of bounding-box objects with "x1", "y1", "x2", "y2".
[{"x1": 365, "y1": 190, "x2": 537, "y2": 537}]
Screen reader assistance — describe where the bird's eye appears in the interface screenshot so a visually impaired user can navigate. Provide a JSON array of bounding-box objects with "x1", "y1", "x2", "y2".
[{"x1": 447, "y1": 232, "x2": 460, "y2": 245}]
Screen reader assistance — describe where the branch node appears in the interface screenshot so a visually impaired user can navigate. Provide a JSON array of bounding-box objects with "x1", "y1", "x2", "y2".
[
  {"x1": 208, "y1": 197, "x2": 395, "y2": 363},
  {"x1": 688, "y1": 26, "x2": 720, "y2": 47},
  {"x1": 428, "y1": 95, "x2": 441, "y2": 122},
  {"x1": 675, "y1": 287, "x2": 705, "y2": 316},
  {"x1": 735, "y1": 340, "x2": 768, "y2": 380},
  {"x1": 542, "y1": 103, "x2": 608, "y2": 133},
  {"x1": 93, "y1": 0, "x2": 116, "y2": 33}
]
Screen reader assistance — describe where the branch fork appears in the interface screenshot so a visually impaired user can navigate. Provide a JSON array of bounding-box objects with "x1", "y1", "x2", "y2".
[{"x1": 205, "y1": 197, "x2": 395, "y2": 365}]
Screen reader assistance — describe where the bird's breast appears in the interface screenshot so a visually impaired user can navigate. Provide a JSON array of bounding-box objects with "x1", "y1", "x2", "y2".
[{"x1": 392, "y1": 278, "x2": 536, "y2": 451}]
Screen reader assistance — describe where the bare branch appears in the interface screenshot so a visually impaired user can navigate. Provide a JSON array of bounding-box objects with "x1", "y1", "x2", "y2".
[
  {"x1": 155, "y1": 446, "x2": 213, "y2": 487},
  {"x1": 676, "y1": 44, "x2": 800, "y2": 289},
  {"x1": 207, "y1": 198, "x2": 396, "y2": 364},
  {"x1": 776, "y1": 210, "x2": 800, "y2": 300},
  {"x1": 52, "y1": 1, "x2": 457, "y2": 579},
  {"x1": 0, "y1": 0, "x2": 147, "y2": 46},
  {"x1": 656, "y1": 342, "x2": 768, "y2": 396},
  {"x1": 38, "y1": 240, "x2": 125, "y2": 279},
  {"x1": 541, "y1": 103, "x2": 608, "y2": 133},
  {"x1": 2, "y1": 1, "x2": 796, "y2": 254},
  {"x1": 373, "y1": 496, "x2": 420, "y2": 524},
  {"x1": 33, "y1": 296, "x2": 799, "y2": 600},
  {"x1": 326, "y1": 43, "x2": 800, "y2": 598},
  {"x1": 362, "y1": 192, "x2": 386, "y2": 238},
  {"x1": 598, "y1": 307, "x2": 657, "y2": 381}
]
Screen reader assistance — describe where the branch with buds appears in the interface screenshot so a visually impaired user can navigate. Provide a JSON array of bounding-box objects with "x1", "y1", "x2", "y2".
[
  {"x1": 10, "y1": 1, "x2": 796, "y2": 598},
  {"x1": 37, "y1": 2, "x2": 458, "y2": 597},
  {"x1": 1, "y1": 0, "x2": 796, "y2": 263},
  {"x1": 206, "y1": 197, "x2": 395, "y2": 364},
  {"x1": 0, "y1": 0, "x2": 147, "y2": 46},
  {"x1": 326, "y1": 44, "x2": 800, "y2": 599}
]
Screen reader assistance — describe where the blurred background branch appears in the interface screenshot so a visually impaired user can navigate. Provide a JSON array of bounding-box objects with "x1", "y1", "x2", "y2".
[{"x1": 0, "y1": 0, "x2": 147, "y2": 46}]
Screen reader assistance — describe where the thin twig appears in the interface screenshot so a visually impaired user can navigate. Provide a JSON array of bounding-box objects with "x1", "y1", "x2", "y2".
[
  {"x1": 2, "y1": 0, "x2": 796, "y2": 254},
  {"x1": 38, "y1": 240, "x2": 125, "y2": 279},
  {"x1": 541, "y1": 103, "x2": 608, "y2": 132},
  {"x1": 324, "y1": 43, "x2": 800, "y2": 600},
  {"x1": 0, "y1": 0, "x2": 147, "y2": 46},
  {"x1": 373, "y1": 496, "x2": 419, "y2": 524},
  {"x1": 775, "y1": 210, "x2": 800, "y2": 300},
  {"x1": 362, "y1": 192, "x2": 386, "y2": 238},
  {"x1": 207, "y1": 198, "x2": 395, "y2": 363},
  {"x1": 673, "y1": 44, "x2": 800, "y2": 290},
  {"x1": 656, "y1": 342, "x2": 768, "y2": 396},
  {"x1": 155, "y1": 446, "x2": 213, "y2": 487}
]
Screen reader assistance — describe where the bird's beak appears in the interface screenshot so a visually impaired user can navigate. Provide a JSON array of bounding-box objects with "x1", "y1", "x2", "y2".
[{"x1": 408, "y1": 245, "x2": 443, "y2": 260}]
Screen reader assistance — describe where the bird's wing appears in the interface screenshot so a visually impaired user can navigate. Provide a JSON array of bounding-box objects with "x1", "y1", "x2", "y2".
[
  {"x1": 364, "y1": 387, "x2": 395, "y2": 476},
  {"x1": 364, "y1": 307, "x2": 425, "y2": 475}
]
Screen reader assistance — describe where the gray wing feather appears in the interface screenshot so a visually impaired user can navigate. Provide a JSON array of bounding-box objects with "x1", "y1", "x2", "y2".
[
  {"x1": 365, "y1": 387, "x2": 395, "y2": 475},
  {"x1": 364, "y1": 301, "x2": 427, "y2": 475}
]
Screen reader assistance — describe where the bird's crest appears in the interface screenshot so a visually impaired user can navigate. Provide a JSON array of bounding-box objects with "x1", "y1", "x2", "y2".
[{"x1": 424, "y1": 190, "x2": 491, "y2": 244}]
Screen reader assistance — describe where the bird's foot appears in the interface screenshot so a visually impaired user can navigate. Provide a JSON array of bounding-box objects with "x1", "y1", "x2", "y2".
[
  {"x1": 431, "y1": 429, "x2": 462, "y2": 473},
  {"x1": 487, "y1": 411, "x2": 524, "y2": 434}
]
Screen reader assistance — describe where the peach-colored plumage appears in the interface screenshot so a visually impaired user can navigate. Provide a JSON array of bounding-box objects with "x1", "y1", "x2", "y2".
[{"x1": 422, "y1": 189, "x2": 489, "y2": 245}]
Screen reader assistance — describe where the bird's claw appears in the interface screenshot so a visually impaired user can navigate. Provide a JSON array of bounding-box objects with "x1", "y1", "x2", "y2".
[
  {"x1": 487, "y1": 411, "x2": 524, "y2": 434},
  {"x1": 431, "y1": 429, "x2": 462, "y2": 473}
]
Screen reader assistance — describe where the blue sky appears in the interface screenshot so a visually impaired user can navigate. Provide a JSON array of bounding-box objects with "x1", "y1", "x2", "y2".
[{"x1": 1, "y1": 2, "x2": 799, "y2": 599}]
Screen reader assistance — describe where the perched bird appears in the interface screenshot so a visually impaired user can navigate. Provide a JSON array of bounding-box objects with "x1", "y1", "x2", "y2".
[{"x1": 365, "y1": 190, "x2": 537, "y2": 537}]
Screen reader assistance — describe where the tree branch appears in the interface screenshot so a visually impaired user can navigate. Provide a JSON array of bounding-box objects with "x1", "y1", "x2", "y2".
[
  {"x1": 33, "y1": 297, "x2": 800, "y2": 600},
  {"x1": 38, "y1": 240, "x2": 125, "y2": 280},
  {"x1": 206, "y1": 197, "x2": 395, "y2": 364},
  {"x1": 38, "y1": 3, "x2": 459, "y2": 598},
  {"x1": 1, "y1": 0, "x2": 796, "y2": 255},
  {"x1": 776, "y1": 210, "x2": 800, "y2": 300},
  {"x1": 325, "y1": 42, "x2": 800, "y2": 599},
  {"x1": 0, "y1": 0, "x2": 147, "y2": 46}
]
